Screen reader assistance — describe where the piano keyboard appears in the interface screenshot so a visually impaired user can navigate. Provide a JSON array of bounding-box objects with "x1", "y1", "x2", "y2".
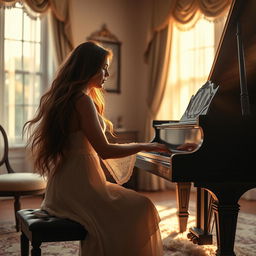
[{"x1": 139, "y1": 151, "x2": 171, "y2": 163}]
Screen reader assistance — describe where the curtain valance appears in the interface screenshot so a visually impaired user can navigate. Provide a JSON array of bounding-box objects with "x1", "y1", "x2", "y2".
[
  {"x1": 152, "y1": 0, "x2": 231, "y2": 33},
  {"x1": 0, "y1": 0, "x2": 69, "y2": 25},
  {"x1": 0, "y1": 0, "x2": 49, "y2": 12},
  {"x1": 0, "y1": 0, "x2": 73, "y2": 59},
  {"x1": 145, "y1": 0, "x2": 231, "y2": 59}
]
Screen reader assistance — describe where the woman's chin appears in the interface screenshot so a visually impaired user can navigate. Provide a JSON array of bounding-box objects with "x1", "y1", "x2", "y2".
[
  {"x1": 96, "y1": 83, "x2": 104, "y2": 89},
  {"x1": 101, "y1": 81, "x2": 106, "y2": 88}
]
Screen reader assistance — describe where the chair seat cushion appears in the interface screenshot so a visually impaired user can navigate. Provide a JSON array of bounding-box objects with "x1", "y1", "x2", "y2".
[{"x1": 0, "y1": 173, "x2": 46, "y2": 191}]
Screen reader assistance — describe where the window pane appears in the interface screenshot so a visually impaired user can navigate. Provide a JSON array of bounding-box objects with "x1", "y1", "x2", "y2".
[
  {"x1": 4, "y1": 72, "x2": 10, "y2": 109},
  {"x1": 23, "y1": 105, "x2": 35, "y2": 131},
  {"x1": 4, "y1": 40, "x2": 22, "y2": 70},
  {"x1": 5, "y1": 73, "x2": 15, "y2": 107},
  {"x1": 4, "y1": 7, "x2": 23, "y2": 40},
  {"x1": 23, "y1": 12, "x2": 36, "y2": 42},
  {"x1": 3, "y1": 79, "x2": 9, "y2": 142},
  {"x1": 36, "y1": 18, "x2": 41, "y2": 42},
  {"x1": 15, "y1": 73, "x2": 23, "y2": 104},
  {"x1": 24, "y1": 74, "x2": 42, "y2": 105},
  {"x1": 35, "y1": 75, "x2": 42, "y2": 103},
  {"x1": 15, "y1": 105, "x2": 23, "y2": 140},
  {"x1": 24, "y1": 74, "x2": 33, "y2": 105},
  {"x1": 35, "y1": 43, "x2": 41, "y2": 72},
  {"x1": 23, "y1": 42, "x2": 35, "y2": 71}
]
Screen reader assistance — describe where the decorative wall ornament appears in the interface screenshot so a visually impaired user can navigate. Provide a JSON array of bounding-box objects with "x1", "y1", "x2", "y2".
[{"x1": 88, "y1": 24, "x2": 121, "y2": 93}]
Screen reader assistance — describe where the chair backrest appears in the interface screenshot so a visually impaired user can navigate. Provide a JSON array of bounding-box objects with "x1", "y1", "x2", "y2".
[{"x1": 0, "y1": 125, "x2": 14, "y2": 173}]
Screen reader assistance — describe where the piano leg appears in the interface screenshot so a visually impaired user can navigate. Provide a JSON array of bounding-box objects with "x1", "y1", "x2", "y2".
[
  {"x1": 193, "y1": 182, "x2": 255, "y2": 256},
  {"x1": 175, "y1": 182, "x2": 191, "y2": 233},
  {"x1": 187, "y1": 188, "x2": 213, "y2": 245},
  {"x1": 212, "y1": 200, "x2": 239, "y2": 256}
]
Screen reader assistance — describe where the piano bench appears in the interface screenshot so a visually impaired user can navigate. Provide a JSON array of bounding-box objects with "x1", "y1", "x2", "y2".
[{"x1": 17, "y1": 209, "x2": 87, "y2": 256}]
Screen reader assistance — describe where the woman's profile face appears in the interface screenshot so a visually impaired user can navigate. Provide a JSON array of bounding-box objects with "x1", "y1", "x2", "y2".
[{"x1": 86, "y1": 57, "x2": 110, "y2": 91}]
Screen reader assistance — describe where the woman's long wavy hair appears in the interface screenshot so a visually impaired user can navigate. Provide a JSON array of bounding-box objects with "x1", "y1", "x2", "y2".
[{"x1": 23, "y1": 41, "x2": 114, "y2": 177}]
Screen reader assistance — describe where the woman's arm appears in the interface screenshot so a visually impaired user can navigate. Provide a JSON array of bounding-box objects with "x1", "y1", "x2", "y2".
[{"x1": 75, "y1": 94, "x2": 170, "y2": 159}]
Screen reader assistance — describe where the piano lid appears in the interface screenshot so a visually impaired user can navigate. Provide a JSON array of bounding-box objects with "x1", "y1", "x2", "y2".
[{"x1": 207, "y1": 0, "x2": 256, "y2": 118}]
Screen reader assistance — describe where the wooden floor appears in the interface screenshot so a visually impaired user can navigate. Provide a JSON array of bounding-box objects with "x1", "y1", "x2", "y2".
[{"x1": 0, "y1": 189, "x2": 255, "y2": 223}]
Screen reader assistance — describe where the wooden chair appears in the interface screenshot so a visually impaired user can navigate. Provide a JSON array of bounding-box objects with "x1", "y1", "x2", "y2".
[{"x1": 0, "y1": 125, "x2": 46, "y2": 232}]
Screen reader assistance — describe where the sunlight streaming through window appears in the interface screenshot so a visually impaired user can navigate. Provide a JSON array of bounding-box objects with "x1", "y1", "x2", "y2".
[
  {"x1": 2, "y1": 3, "x2": 43, "y2": 145},
  {"x1": 157, "y1": 17, "x2": 225, "y2": 121}
]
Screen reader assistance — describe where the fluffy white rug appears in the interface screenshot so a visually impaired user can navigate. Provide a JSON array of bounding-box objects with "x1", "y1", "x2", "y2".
[{"x1": 156, "y1": 200, "x2": 256, "y2": 256}]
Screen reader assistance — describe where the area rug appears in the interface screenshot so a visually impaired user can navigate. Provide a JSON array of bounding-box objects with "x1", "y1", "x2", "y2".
[
  {"x1": 157, "y1": 200, "x2": 256, "y2": 256},
  {"x1": 0, "y1": 200, "x2": 255, "y2": 255}
]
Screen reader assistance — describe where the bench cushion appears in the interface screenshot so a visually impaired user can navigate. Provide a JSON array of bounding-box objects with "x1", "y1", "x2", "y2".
[{"x1": 17, "y1": 209, "x2": 87, "y2": 242}]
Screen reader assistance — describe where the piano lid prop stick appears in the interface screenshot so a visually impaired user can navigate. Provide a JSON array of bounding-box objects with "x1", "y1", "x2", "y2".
[{"x1": 236, "y1": 22, "x2": 251, "y2": 116}]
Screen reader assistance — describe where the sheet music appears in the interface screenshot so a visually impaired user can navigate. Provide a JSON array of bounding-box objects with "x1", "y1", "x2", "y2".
[{"x1": 156, "y1": 81, "x2": 219, "y2": 128}]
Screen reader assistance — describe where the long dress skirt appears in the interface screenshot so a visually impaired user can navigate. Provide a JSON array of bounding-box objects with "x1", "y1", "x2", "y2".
[{"x1": 41, "y1": 131, "x2": 163, "y2": 256}]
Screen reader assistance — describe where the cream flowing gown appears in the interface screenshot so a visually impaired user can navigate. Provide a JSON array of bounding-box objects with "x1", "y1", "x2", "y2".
[{"x1": 41, "y1": 130, "x2": 163, "y2": 256}]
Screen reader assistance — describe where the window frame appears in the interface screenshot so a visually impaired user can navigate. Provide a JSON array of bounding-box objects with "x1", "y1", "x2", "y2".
[{"x1": 0, "y1": 4, "x2": 48, "y2": 147}]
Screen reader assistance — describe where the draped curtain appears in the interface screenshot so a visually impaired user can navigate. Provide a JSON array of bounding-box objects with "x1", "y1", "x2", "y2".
[
  {"x1": 0, "y1": 0, "x2": 73, "y2": 66},
  {"x1": 144, "y1": 0, "x2": 232, "y2": 140},
  {"x1": 137, "y1": 0, "x2": 231, "y2": 191}
]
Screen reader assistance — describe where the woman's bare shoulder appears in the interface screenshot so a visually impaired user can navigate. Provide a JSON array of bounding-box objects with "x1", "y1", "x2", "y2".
[{"x1": 75, "y1": 93, "x2": 96, "y2": 114}]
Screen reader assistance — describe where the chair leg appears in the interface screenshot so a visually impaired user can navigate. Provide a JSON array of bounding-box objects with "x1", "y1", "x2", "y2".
[
  {"x1": 14, "y1": 196, "x2": 21, "y2": 232},
  {"x1": 31, "y1": 241, "x2": 42, "y2": 256},
  {"x1": 21, "y1": 232, "x2": 29, "y2": 256}
]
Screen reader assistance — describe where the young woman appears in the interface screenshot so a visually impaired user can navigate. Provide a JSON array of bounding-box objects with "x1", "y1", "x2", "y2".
[{"x1": 24, "y1": 41, "x2": 170, "y2": 256}]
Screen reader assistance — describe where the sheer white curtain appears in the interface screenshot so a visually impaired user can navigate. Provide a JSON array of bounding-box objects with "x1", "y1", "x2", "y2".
[{"x1": 157, "y1": 16, "x2": 225, "y2": 121}]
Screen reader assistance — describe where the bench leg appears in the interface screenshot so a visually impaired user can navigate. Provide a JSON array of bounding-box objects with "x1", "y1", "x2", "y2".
[
  {"x1": 31, "y1": 241, "x2": 42, "y2": 256},
  {"x1": 14, "y1": 196, "x2": 21, "y2": 232},
  {"x1": 21, "y1": 232, "x2": 29, "y2": 256}
]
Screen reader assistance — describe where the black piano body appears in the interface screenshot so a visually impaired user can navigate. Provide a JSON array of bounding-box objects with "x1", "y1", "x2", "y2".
[{"x1": 135, "y1": 0, "x2": 256, "y2": 255}]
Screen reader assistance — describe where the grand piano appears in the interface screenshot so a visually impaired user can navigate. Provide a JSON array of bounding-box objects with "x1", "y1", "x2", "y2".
[{"x1": 135, "y1": 0, "x2": 256, "y2": 255}]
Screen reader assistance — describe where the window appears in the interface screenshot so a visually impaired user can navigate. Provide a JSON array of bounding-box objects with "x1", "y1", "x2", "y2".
[
  {"x1": 157, "y1": 16, "x2": 226, "y2": 120},
  {"x1": 0, "y1": 3, "x2": 47, "y2": 146}
]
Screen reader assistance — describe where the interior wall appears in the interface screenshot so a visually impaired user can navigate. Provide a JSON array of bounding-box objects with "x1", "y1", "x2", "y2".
[
  {"x1": 2, "y1": 0, "x2": 153, "y2": 174},
  {"x1": 70, "y1": 0, "x2": 153, "y2": 141}
]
